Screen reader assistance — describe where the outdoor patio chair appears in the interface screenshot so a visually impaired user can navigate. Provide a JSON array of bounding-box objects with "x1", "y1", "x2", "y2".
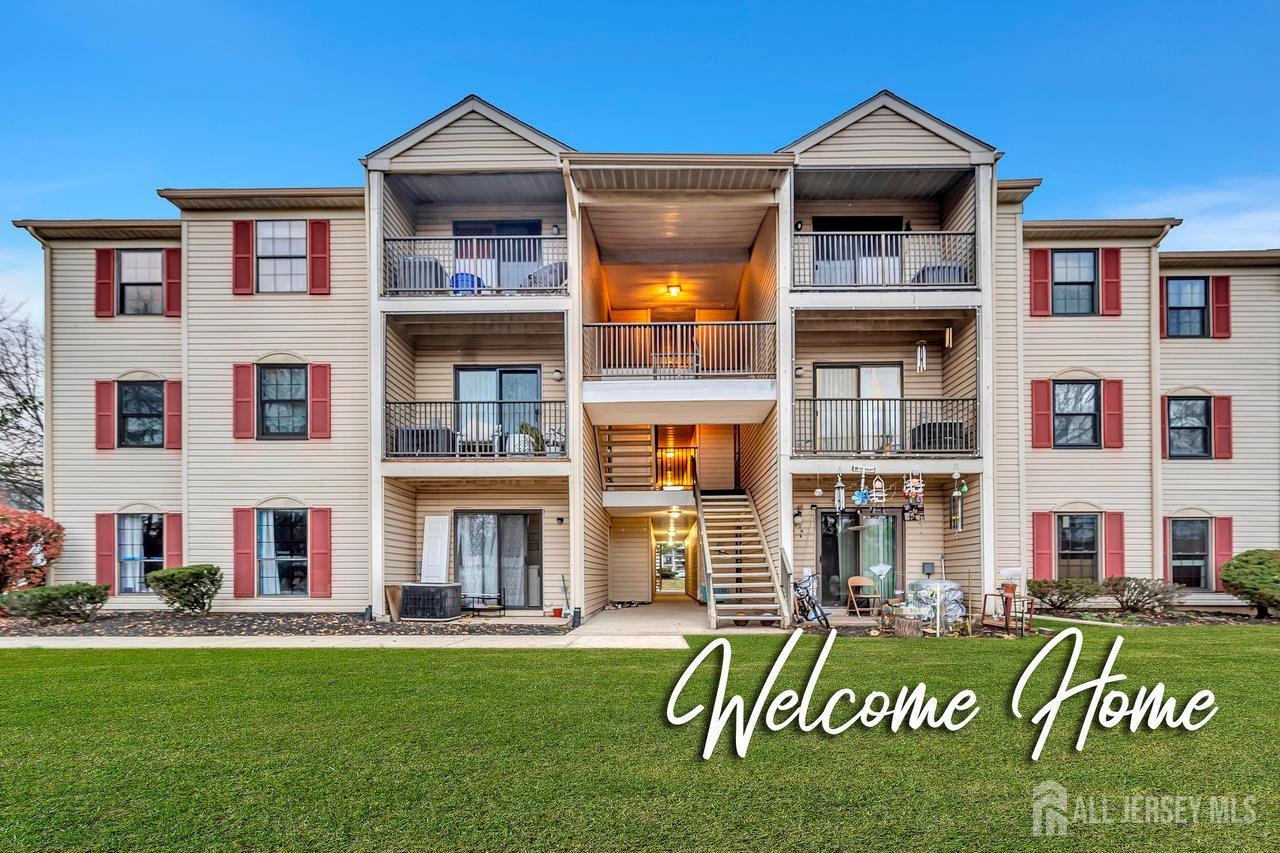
[{"x1": 846, "y1": 575, "x2": 884, "y2": 617}]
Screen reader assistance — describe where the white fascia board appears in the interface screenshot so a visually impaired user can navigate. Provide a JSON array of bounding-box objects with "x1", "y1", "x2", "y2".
[
  {"x1": 788, "y1": 457, "x2": 982, "y2": 476},
  {"x1": 381, "y1": 459, "x2": 572, "y2": 479}
]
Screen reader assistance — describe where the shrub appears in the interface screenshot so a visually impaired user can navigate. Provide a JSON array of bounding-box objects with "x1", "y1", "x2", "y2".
[
  {"x1": 1026, "y1": 578, "x2": 1101, "y2": 610},
  {"x1": 0, "y1": 509, "x2": 66, "y2": 592},
  {"x1": 1103, "y1": 577, "x2": 1186, "y2": 614},
  {"x1": 146, "y1": 564, "x2": 222, "y2": 615},
  {"x1": 1220, "y1": 549, "x2": 1280, "y2": 619},
  {"x1": 2, "y1": 582, "x2": 108, "y2": 623}
]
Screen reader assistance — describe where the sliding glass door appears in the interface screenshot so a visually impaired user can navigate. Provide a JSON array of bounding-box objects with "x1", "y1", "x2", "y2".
[
  {"x1": 818, "y1": 510, "x2": 899, "y2": 608},
  {"x1": 455, "y1": 512, "x2": 543, "y2": 608},
  {"x1": 455, "y1": 367, "x2": 540, "y2": 451},
  {"x1": 814, "y1": 364, "x2": 902, "y2": 453}
]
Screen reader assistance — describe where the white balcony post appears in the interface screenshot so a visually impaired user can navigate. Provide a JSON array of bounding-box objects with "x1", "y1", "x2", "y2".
[{"x1": 368, "y1": 171, "x2": 387, "y2": 617}]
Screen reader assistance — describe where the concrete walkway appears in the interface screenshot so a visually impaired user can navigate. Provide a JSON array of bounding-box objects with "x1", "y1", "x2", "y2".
[
  {"x1": 0, "y1": 633, "x2": 690, "y2": 651},
  {"x1": 573, "y1": 593, "x2": 786, "y2": 636}
]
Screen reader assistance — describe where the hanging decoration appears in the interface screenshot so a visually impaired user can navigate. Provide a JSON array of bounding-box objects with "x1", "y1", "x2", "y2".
[
  {"x1": 870, "y1": 475, "x2": 886, "y2": 504},
  {"x1": 833, "y1": 474, "x2": 846, "y2": 513},
  {"x1": 915, "y1": 340, "x2": 928, "y2": 374},
  {"x1": 903, "y1": 470, "x2": 926, "y2": 522},
  {"x1": 852, "y1": 468, "x2": 870, "y2": 506}
]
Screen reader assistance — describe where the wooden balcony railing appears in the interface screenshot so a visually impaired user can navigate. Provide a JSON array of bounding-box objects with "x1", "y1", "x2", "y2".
[
  {"x1": 382, "y1": 236, "x2": 569, "y2": 296},
  {"x1": 655, "y1": 447, "x2": 697, "y2": 490},
  {"x1": 583, "y1": 321, "x2": 776, "y2": 380},
  {"x1": 792, "y1": 232, "x2": 976, "y2": 289},
  {"x1": 385, "y1": 401, "x2": 567, "y2": 458},
  {"x1": 793, "y1": 398, "x2": 978, "y2": 455}
]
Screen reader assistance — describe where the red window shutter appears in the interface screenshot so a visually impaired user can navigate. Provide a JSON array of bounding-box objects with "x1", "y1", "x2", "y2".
[
  {"x1": 1031, "y1": 512, "x2": 1054, "y2": 580},
  {"x1": 233, "y1": 507, "x2": 255, "y2": 598},
  {"x1": 94, "y1": 248, "x2": 115, "y2": 317},
  {"x1": 1158, "y1": 276, "x2": 1168, "y2": 338},
  {"x1": 1210, "y1": 276, "x2": 1231, "y2": 338},
  {"x1": 164, "y1": 512, "x2": 183, "y2": 568},
  {"x1": 95, "y1": 380, "x2": 115, "y2": 449},
  {"x1": 1100, "y1": 248, "x2": 1122, "y2": 315},
  {"x1": 308, "y1": 363, "x2": 331, "y2": 439},
  {"x1": 1213, "y1": 517, "x2": 1233, "y2": 592},
  {"x1": 1160, "y1": 395, "x2": 1169, "y2": 459},
  {"x1": 95, "y1": 513, "x2": 116, "y2": 593},
  {"x1": 1163, "y1": 517, "x2": 1172, "y2": 581},
  {"x1": 1102, "y1": 379, "x2": 1124, "y2": 448},
  {"x1": 307, "y1": 220, "x2": 331, "y2": 295},
  {"x1": 232, "y1": 364, "x2": 254, "y2": 438},
  {"x1": 232, "y1": 220, "x2": 254, "y2": 294},
  {"x1": 1104, "y1": 512, "x2": 1125, "y2": 578},
  {"x1": 163, "y1": 379, "x2": 182, "y2": 450},
  {"x1": 309, "y1": 507, "x2": 332, "y2": 598},
  {"x1": 1030, "y1": 379, "x2": 1052, "y2": 448},
  {"x1": 1213, "y1": 396, "x2": 1232, "y2": 459},
  {"x1": 1029, "y1": 248, "x2": 1051, "y2": 316},
  {"x1": 163, "y1": 247, "x2": 182, "y2": 317}
]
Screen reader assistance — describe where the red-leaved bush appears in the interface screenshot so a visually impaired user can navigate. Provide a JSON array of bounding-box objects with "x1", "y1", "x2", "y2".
[{"x1": 0, "y1": 509, "x2": 65, "y2": 593}]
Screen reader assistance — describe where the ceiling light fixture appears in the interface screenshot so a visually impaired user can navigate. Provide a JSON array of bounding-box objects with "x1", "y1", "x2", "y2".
[{"x1": 667, "y1": 283, "x2": 682, "y2": 297}]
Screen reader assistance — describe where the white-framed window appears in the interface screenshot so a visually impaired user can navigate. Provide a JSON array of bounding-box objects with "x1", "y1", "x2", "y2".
[
  {"x1": 1052, "y1": 250, "x2": 1097, "y2": 315},
  {"x1": 257, "y1": 508, "x2": 308, "y2": 595},
  {"x1": 119, "y1": 249, "x2": 164, "y2": 315},
  {"x1": 255, "y1": 220, "x2": 307, "y2": 293},
  {"x1": 118, "y1": 513, "x2": 164, "y2": 593},
  {"x1": 1170, "y1": 518, "x2": 1211, "y2": 590},
  {"x1": 1056, "y1": 513, "x2": 1098, "y2": 580}
]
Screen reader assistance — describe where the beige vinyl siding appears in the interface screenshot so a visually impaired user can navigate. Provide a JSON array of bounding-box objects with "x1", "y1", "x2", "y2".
[
  {"x1": 942, "y1": 473, "x2": 983, "y2": 604},
  {"x1": 737, "y1": 208, "x2": 778, "y2": 321},
  {"x1": 940, "y1": 315, "x2": 977, "y2": 399},
  {"x1": 45, "y1": 245, "x2": 182, "y2": 590},
  {"x1": 696, "y1": 424, "x2": 736, "y2": 490},
  {"x1": 739, "y1": 408, "x2": 780, "y2": 567},
  {"x1": 992, "y1": 204, "x2": 1024, "y2": 569},
  {"x1": 797, "y1": 107, "x2": 971, "y2": 166},
  {"x1": 609, "y1": 519, "x2": 653, "y2": 602},
  {"x1": 941, "y1": 176, "x2": 977, "y2": 234},
  {"x1": 383, "y1": 478, "x2": 418, "y2": 583},
  {"x1": 184, "y1": 212, "x2": 371, "y2": 611},
  {"x1": 385, "y1": 321, "x2": 415, "y2": 400},
  {"x1": 581, "y1": 215, "x2": 609, "y2": 324},
  {"x1": 415, "y1": 203, "x2": 566, "y2": 237},
  {"x1": 382, "y1": 189, "x2": 415, "y2": 240},
  {"x1": 406, "y1": 478, "x2": 571, "y2": 608},
  {"x1": 580, "y1": 411, "x2": 611, "y2": 614},
  {"x1": 684, "y1": 524, "x2": 703, "y2": 601},
  {"x1": 1159, "y1": 266, "x2": 1280, "y2": 555},
  {"x1": 791, "y1": 474, "x2": 948, "y2": 594},
  {"x1": 388, "y1": 111, "x2": 560, "y2": 171},
  {"x1": 412, "y1": 334, "x2": 566, "y2": 401},
  {"x1": 1021, "y1": 244, "x2": 1155, "y2": 578},
  {"x1": 794, "y1": 200, "x2": 941, "y2": 233}
]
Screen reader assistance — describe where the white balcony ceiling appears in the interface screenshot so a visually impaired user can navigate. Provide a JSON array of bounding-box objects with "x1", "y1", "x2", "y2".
[
  {"x1": 387, "y1": 171, "x2": 565, "y2": 205},
  {"x1": 582, "y1": 379, "x2": 776, "y2": 425},
  {"x1": 793, "y1": 167, "x2": 970, "y2": 200}
]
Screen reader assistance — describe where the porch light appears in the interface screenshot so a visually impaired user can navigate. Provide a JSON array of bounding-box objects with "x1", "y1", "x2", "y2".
[
  {"x1": 552, "y1": 224, "x2": 560, "y2": 235},
  {"x1": 665, "y1": 449, "x2": 675, "y2": 458},
  {"x1": 669, "y1": 509, "x2": 681, "y2": 519},
  {"x1": 792, "y1": 509, "x2": 803, "y2": 526},
  {"x1": 667, "y1": 283, "x2": 682, "y2": 297},
  {"x1": 794, "y1": 366, "x2": 804, "y2": 378},
  {"x1": 552, "y1": 369, "x2": 564, "y2": 382}
]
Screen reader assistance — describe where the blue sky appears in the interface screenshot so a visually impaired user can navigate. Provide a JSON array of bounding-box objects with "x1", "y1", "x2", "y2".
[{"x1": 3, "y1": 0, "x2": 1278, "y2": 324}]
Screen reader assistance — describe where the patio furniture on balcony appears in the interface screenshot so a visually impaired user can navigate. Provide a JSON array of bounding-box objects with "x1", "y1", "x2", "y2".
[
  {"x1": 583, "y1": 321, "x2": 776, "y2": 380},
  {"x1": 792, "y1": 231, "x2": 976, "y2": 289},
  {"x1": 792, "y1": 398, "x2": 978, "y2": 455},
  {"x1": 383, "y1": 236, "x2": 569, "y2": 296},
  {"x1": 384, "y1": 401, "x2": 568, "y2": 458}
]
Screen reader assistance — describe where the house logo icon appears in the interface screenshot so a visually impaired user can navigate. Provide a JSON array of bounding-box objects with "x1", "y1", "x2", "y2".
[{"x1": 1032, "y1": 780, "x2": 1070, "y2": 837}]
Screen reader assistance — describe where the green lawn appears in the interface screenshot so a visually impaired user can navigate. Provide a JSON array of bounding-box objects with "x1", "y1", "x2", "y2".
[{"x1": 0, "y1": 625, "x2": 1276, "y2": 851}]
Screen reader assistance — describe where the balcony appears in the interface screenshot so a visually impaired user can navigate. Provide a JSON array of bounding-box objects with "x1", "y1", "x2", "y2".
[
  {"x1": 792, "y1": 232, "x2": 976, "y2": 290},
  {"x1": 792, "y1": 398, "x2": 978, "y2": 456},
  {"x1": 385, "y1": 400, "x2": 568, "y2": 458},
  {"x1": 382, "y1": 235, "x2": 569, "y2": 297},
  {"x1": 583, "y1": 321, "x2": 775, "y2": 380}
]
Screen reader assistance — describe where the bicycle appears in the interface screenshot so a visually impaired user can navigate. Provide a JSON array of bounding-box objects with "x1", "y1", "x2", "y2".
[{"x1": 792, "y1": 573, "x2": 831, "y2": 630}]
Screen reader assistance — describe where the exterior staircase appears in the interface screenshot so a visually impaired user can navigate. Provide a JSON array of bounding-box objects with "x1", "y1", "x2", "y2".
[
  {"x1": 596, "y1": 425, "x2": 656, "y2": 490},
  {"x1": 696, "y1": 489, "x2": 787, "y2": 628}
]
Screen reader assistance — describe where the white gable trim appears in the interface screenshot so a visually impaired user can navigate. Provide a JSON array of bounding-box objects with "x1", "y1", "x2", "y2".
[
  {"x1": 780, "y1": 90, "x2": 996, "y2": 162},
  {"x1": 366, "y1": 95, "x2": 572, "y2": 169}
]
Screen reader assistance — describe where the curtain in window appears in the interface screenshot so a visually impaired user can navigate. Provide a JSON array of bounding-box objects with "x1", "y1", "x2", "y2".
[
  {"x1": 117, "y1": 515, "x2": 145, "y2": 593},
  {"x1": 499, "y1": 515, "x2": 528, "y2": 607},
  {"x1": 457, "y1": 514, "x2": 498, "y2": 600},
  {"x1": 815, "y1": 367, "x2": 857, "y2": 452},
  {"x1": 257, "y1": 511, "x2": 280, "y2": 595},
  {"x1": 859, "y1": 515, "x2": 897, "y2": 602},
  {"x1": 859, "y1": 366, "x2": 902, "y2": 452}
]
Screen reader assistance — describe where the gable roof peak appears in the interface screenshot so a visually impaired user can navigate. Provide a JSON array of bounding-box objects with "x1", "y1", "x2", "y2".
[
  {"x1": 365, "y1": 94, "x2": 573, "y2": 164},
  {"x1": 779, "y1": 90, "x2": 996, "y2": 157}
]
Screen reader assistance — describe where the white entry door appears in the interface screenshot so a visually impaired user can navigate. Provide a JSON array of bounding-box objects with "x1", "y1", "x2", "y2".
[{"x1": 420, "y1": 515, "x2": 450, "y2": 583}]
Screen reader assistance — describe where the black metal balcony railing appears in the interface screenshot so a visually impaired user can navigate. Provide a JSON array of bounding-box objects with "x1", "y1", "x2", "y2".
[
  {"x1": 583, "y1": 321, "x2": 776, "y2": 380},
  {"x1": 793, "y1": 398, "x2": 978, "y2": 455},
  {"x1": 382, "y1": 236, "x2": 569, "y2": 296},
  {"x1": 655, "y1": 447, "x2": 697, "y2": 490},
  {"x1": 792, "y1": 232, "x2": 977, "y2": 289},
  {"x1": 385, "y1": 401, "x2": 568, "y2": 458}
]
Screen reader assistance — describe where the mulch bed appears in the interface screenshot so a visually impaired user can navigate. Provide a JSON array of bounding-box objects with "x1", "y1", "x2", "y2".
[
  {"x1": 797, "y1": 621, "x2": 1054, "y2": 640},
  {"x1": 0, "y1": 611, "x2": 572, "y2": 637},
  {"x1": 1040, "y1": 609, "x2": 1278, "y2": 627}
]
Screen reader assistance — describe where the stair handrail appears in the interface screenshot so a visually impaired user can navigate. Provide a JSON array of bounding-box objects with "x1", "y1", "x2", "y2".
[
  {"x1": 693, "y1": 484, "x2": 719, "y2": 629},
  {"x1": 743, "y1": 489, "x2": 791, "y2": 629}
]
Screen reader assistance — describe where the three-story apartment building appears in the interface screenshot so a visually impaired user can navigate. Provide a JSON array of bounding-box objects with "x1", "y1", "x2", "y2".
[{"x1": 16, "y1": 91, "x2": 1279, "y2": 626}]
